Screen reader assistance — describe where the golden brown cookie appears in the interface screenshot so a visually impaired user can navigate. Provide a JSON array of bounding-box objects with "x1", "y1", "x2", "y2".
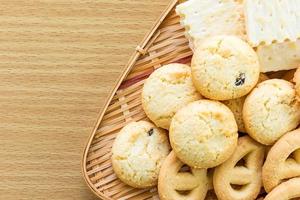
[
  {"x1": 191, "y1": 35, "x2": 260, "y2": 100},
  {"x1": 158, "y1": 151, "x2": 210, "y2": 200},
  {"x1": 142, "y1": 63, "x2": 201, "y2": 130},
  {"x1": 262, "y1": 128, "x2": 300, "y2": 192},
  {"x1": 264, "y1": 177, "x2": 300, "y2": 200},
  {"x1": 213, "y1": 136, "x2": 265, "y2": 200},
  {"x1": 293, "y1": 67, "x2": 300, "y2": 101},
  {"x1": 243, "y1": 79, "x2": 300, "y2": 145},
  {"x1": 112, "y1": 121, "x2": 171, "y2": 188},
  {"x1": 223, "y1": 96, "x2": 247, "y2": 133},
  {"x1": 170, "y1": 100, "x2": 238, "y2": 168}
]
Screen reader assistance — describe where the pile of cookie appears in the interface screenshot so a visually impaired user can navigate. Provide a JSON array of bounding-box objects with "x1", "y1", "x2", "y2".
[{"x1": 111, "y1": 0, "x2": 300, "y2": 199}]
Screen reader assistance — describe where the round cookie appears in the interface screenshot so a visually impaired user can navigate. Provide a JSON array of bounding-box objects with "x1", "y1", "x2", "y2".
[
  {"x1": 223, "y1": 96, "x2": 246, "y2": 132},
  {"x1": 223, "y1": 73, "x2": 269, "y2": 132},
  {"x1": 112, "y1": 121, "x2": 171, "y2": 188},
  {"x1": 191, "y1": 35, "x2": 260, "y2": 100},
  {"x1": 293, "y1": 67, "x2": 300, "y2": 100},
  {"x1": 243, "y1": 79, "x2": 300, "y2": 145},
  {"x1": 142, "y1": 63, "x2": 201, "y2": 130},
  {"x1": 169, "y1": 100, "x2": 238, "y2": 168}
]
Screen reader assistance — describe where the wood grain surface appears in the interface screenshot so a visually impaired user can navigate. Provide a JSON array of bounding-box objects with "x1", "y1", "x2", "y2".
[{"x1": 0, "y1": 1, "x2": 168, "y2": 199}]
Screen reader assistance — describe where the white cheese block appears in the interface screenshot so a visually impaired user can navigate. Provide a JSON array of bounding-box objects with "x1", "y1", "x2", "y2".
[
  {"x1": 176, "y1": 0, "x2": 245, "y2": 50},
  {"x1": 257, "y1": 40, "x2": 300, "y2": 72},
  {"x1": 244, "y1": 0, "x2": 300, "y2": 47}
]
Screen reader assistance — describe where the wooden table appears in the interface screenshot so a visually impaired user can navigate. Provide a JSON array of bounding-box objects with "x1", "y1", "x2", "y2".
[{"x1": 0, "y1": 1, "x2": 168, "y2": 199}]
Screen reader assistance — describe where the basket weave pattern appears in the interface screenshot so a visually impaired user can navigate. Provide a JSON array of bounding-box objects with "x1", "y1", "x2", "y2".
[{"x1": 82, "y1": 1, "x2": 195, "y2": 199}]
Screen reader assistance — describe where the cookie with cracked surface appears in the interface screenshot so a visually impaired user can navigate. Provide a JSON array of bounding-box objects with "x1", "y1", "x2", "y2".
[
  {"x1": 223, "y1": 96, "x2": 247, "y2": 133},
  {"x1": 243, "y1": 79, "x2": 300, "y2": 145},
  {"x1": 170, "y1": 100, "x2": 238, "y2": 168},
  {"x1": 142, "y1": 63, "x2": 201, "y2": 130},
  {"x1": 191, "y1": 35, "x2": 260, "y2": 100},
  {"x1": 112, "y1": 121, "x2": 171, "y2": 188},
  {"x1": 158, "y1": 151, "x2": 210, "y2": 200},
  {"x1": 223, "y1": 73, "x2": 269, "y2": 133},
  {"x1": 293, "y1": 67, "x2": 300, "y2": 101}
]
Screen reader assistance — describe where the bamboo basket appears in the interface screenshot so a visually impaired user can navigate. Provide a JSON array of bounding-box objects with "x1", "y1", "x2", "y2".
[
  {"x1": 82, "y1": 1, "x2": 192, "y2": 199},
  {"x1": 82, "y1": 1, "x2": 265, "y2": 199}
]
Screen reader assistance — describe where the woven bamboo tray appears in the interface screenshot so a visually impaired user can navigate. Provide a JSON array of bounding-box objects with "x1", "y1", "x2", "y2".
[{"x1": 82, "y1": 0, "x2": 227, "y2": 199}]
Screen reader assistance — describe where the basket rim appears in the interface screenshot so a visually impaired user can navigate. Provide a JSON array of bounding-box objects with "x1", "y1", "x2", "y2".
[{"x1": 81, "y1": 1, "x2": 179, "y2": 199}]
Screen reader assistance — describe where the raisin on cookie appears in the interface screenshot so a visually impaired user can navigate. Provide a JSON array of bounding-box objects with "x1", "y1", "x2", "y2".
[
  {"x1": 192, "y1": 35, "x2": 260, "y2": 100},
  {"x1": 223, "y1": 73, "x2": 269, "y2": 132},
  {"x1": 112, "y1": 121, "x2": 171, "y2": 188}
]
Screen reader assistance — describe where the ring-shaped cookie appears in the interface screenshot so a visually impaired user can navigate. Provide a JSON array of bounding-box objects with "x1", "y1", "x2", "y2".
[
  {"x1": 158, "y1": 151, "x2": 210, "y2": 200},
  {"x1": 213, "y1": 136, "x2": 265, "y2": 200},
  {"x1": 262, "y1": 128, "x2": 300, "y2": 192},
  {"x1": 264, "y1": 177, "x2": 300, "y2": 200}
]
